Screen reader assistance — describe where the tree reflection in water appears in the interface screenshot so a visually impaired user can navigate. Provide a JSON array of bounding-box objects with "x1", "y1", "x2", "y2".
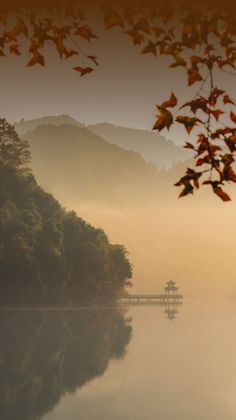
[{"x1": 0, "y1": 308, "x2": 132, "y2": 420}]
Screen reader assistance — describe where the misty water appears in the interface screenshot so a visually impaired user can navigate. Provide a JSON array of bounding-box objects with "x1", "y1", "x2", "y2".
[{"x1": 2, "y1": 299, "x2": 236, "y2": 420}]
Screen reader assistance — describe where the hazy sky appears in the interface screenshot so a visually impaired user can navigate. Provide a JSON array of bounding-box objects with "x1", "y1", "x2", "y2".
[
  {"x1": 1, "y1": 5, "x2": 235, "y2": 147},
  {"x1": 1, "y1": 17, "x2": 192, "y2": 145}
]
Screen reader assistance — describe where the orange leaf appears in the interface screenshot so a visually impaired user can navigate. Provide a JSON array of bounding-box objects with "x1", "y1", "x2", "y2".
[
  {"x1": 212, "y1": 109, "x2": 224, "y2": 121},
  {"x1": 188, "y1": 67, "x2": 203, "y2": 86},
  {"x1": 153, "y1": 108, "x2": 173, "y2": 131},
  {"x1": 214, "y1": 186, "x2": 231, "y2": 201},
  {"x1": 9, "y1": 43, "x2": 21, "y2": 55},
  {"x1": 230, "y1": 111, "x2": 236, "y2": 123},
  {"x1": 176, "y1": 116, "x2": 201, "y2": 134},
  {"x1": 73, "y1": 66, "x2": 94, "y2": 76},
  {"x1": 27, "y1": 52, "x2": 45, "y2": 67},
  {"x1": 223, "y1": 94, "x2": 235, "y2": 105},
  {"x1": 141, "y1": 41, "x2": 157, "y2": 56},
  {"x1": 160, "y1": 92, "x2": 177, "y2": 109}
]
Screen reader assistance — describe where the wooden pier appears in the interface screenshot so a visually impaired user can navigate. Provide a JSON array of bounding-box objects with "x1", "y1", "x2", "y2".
[
  {"x1": 119, "y1": 281, "x2": 183, "y2": 305},
  {"x1": 119, "y1": 293, "x2": 183, "y2": 304}
]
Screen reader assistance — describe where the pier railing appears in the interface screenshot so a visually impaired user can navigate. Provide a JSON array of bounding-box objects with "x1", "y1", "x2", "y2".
[{"x1": 119, "y1": 294, "x2": 183, "y2": 304}]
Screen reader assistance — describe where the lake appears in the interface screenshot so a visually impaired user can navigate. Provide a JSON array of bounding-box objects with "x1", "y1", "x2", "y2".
[{"x1": 1, "y1": 299, "x2": 236, "y2": 420}]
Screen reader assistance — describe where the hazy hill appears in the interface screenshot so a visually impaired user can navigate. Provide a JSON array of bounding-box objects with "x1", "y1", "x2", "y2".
[
  {"x1": 20, "y1": 121, "x2": 236, "y2": 298},
  {"x1": 15, "y1": 115, "x2": 191, "y2": 169},
  {"x1": 23, "y1": 124, "x2": 164, "y2": 206},
  {"x1": 88, "y1": 122, "x2": 191, "y2": 168},
  {"x1": 15, "y1": 114, "x2": 82, "y2": 136}
]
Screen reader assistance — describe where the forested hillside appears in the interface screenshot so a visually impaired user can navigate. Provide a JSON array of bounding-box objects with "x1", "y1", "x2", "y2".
[{"x1": 0, "y1": 119, "x2": 132, "y2": 305}]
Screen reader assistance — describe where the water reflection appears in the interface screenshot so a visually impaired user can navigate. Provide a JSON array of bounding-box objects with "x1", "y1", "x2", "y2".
[
  {"x1": 0, "y1": 308, "x2": 132, "y2": 420},
  {"x1": 164, "y1": 302, "x2": 182, "y2": 321}
]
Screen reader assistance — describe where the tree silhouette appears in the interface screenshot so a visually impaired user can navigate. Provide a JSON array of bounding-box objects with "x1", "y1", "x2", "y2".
[
  {"x1": 1, "y1": 0, "x2": 236, "y2": 200},
  {"x1": 0, "y1": 119, "x2": 30, "y2": 171}
]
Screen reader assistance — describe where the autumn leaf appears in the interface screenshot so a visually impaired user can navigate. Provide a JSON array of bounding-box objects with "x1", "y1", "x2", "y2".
[
  {"x1": 153, "y1": 107, "x2": 173, "y2": 131},
  {"x1": 75, "y1": 25, "x2": 97, "y2": 41},
  {"x1": 125, "y1": 30, "x2": 145, "y2": 45},
  {"x1": 152, "y1": 27, "x2": 165, "y2": 39},
  {"x1": 230, "y1": 111, "x2": 236, "y2": 123},
  {"x1": 9, "y1": 43, "x2": 21, "y2": 55},
  {"x1": 176, "y1": 116, "x2": 201, "y2": 134},
  {"x1": 141, "y1": 40, "x2": 157, "y2": 56},
  {"x1": 179, "y1": 183, "x2": 194, "y2": 197},
  {"x1": 203, "y1": 181, "x2": 231, "y2": 201},
  {"x1": 223, "y1": 94, "x2": 235, "y2": 105},
  {"x1": 184, "y1": 142, "x2": 195, "y2": 150},
  {"x1": 29, "y1": 38, "x2": 42, "y2": 53},
  {"x1": 212, "y1": 109, "x2": 224, "y2": 121},
  {"x1": 65, "y1": 49, "x2": 78, "y2": 59},
  {"x1": 213, "y1": 186, "x2": 231, "y2": 201},
  {"x1": 160, "y1": 92, "x2": 177, "y2": 109},
  {"x1": 73, "y1": 66, "x2": 94, "y2": 76},
  {"x1": 27, "y1": 52, "x2": 45, "y2": 67},
  {"x1": 225, "y1": 135, "x2": 236, "y2": 152},
  {"x1": 187, "y1": 67, "x2": 203, "y2": 86},
  {"x1": 181, "y1": 96, "x2": 208, "y2": 114}
]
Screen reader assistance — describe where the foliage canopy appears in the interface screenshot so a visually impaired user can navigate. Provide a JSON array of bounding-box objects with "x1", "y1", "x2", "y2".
[{"x1": 0, "y1": 119, "x2": 132, "y2": 305}]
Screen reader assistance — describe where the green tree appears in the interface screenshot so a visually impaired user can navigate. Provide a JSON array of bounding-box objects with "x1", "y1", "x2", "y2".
[{"x1": 0, "y1": 119, "x2": 30, "y2": 171}]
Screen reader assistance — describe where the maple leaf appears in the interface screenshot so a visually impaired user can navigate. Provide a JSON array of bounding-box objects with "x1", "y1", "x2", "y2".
[
  {"x1": 184, "y1": 142, "x2": 195, "y2": 150},
  {"x1": 176, "y1": 116, "x2": 201, "y2": 134},
  {"x1": 65, "y1": 49, "x2": 78, "y2": 59},
  {"x1": 179, "y1": 183, "x2": 194, "y2": 197},
  {"x1": 181, "y1": 96, "x2": 208, "y2": 114},
  {"x1": 160, "y1": 93, "x2": 177, "y2": 109},
  {"x1": 134, "y1": 18, "x2": 150, "y2": 34},
  {"x1": 187, "y1": 67, "x2": 203, "y2": 86},
  {"x1": 152, "y1": 27, "x2": 165, "y2": 39},
  {"x1": 27, "y1": 52, "x2": 45, "y2": 67},
  {"x1": 125, "y1": 30, "x2": 145, "y2": 45},
  {"x1": 230, "y1": 111, "x2": 236, "y2": 123},
  {"x1": 169, "y1": 53, "x2": 186, "y2": 68},
  {"x1": 223, "y1": 94, "x2": 235, "y2": 105},
  {"x1": 153, "y1": 107, "x2": 173, "y2": 131},
  {"x1": 9, "y1": 43, "x2": 21, "y2": 55},
  {"x1": 73, "y1": 66, "x2": 94, "y2": 76},
  {"x1": 203, "y1": 181, "x2": 231, "y2": 201},
  {"x1": 225, "y1": 135, "x2": 236, "y2": 152},
  {"x1": 29, "y1": 38, "x2": 42, "y2": 53},
  {"x1": 212, "y1": 109, "x2": 224, "y2": 121},
  {"x1": 75, "y1": 25, "x2": 97, "y2": 41},
  {"x1": 141, "y1": 41, "x2": 157, "y2": 56}
]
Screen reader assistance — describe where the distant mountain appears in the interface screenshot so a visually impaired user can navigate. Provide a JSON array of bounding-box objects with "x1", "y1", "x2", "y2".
[
  {"x1": 15, "y1": 114, "x2": 83, "y2": 136},
  {"x1": 15, "y1": 115, "x2": 191, "y2": 169},
  {"x1": 88, "y1": 123, "x2": 191, "y2": 168},
  {"x1": 23, "y1": 124, "x2": 164, "y2": 206}
]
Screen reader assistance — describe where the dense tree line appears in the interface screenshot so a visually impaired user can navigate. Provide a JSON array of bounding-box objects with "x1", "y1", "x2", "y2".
[{"x1": 0, "y1": 119, "x2": 132, "y2": 305}]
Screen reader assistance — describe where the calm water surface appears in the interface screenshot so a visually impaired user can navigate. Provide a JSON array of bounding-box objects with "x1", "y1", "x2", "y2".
[{"x1": 2, "y1": 299, "x2": 236, "y2": 420}]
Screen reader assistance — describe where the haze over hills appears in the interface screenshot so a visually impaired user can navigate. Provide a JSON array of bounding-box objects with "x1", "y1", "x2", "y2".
[
  {"x1": 14, "y1": 114, "x2": 83, "y2": 136},
  {"x1": 88, "y1": 122, "x2": 191, "y2": 168},
  {"x1": 23, "y1": 123, "x2": 164, "y2": 207},
  {"x1": 14, "y1": 114, "x2": 191, "y2": 168},
  {"x1": 18, "y1": 118, "x2": 236, "y2": 298}
]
